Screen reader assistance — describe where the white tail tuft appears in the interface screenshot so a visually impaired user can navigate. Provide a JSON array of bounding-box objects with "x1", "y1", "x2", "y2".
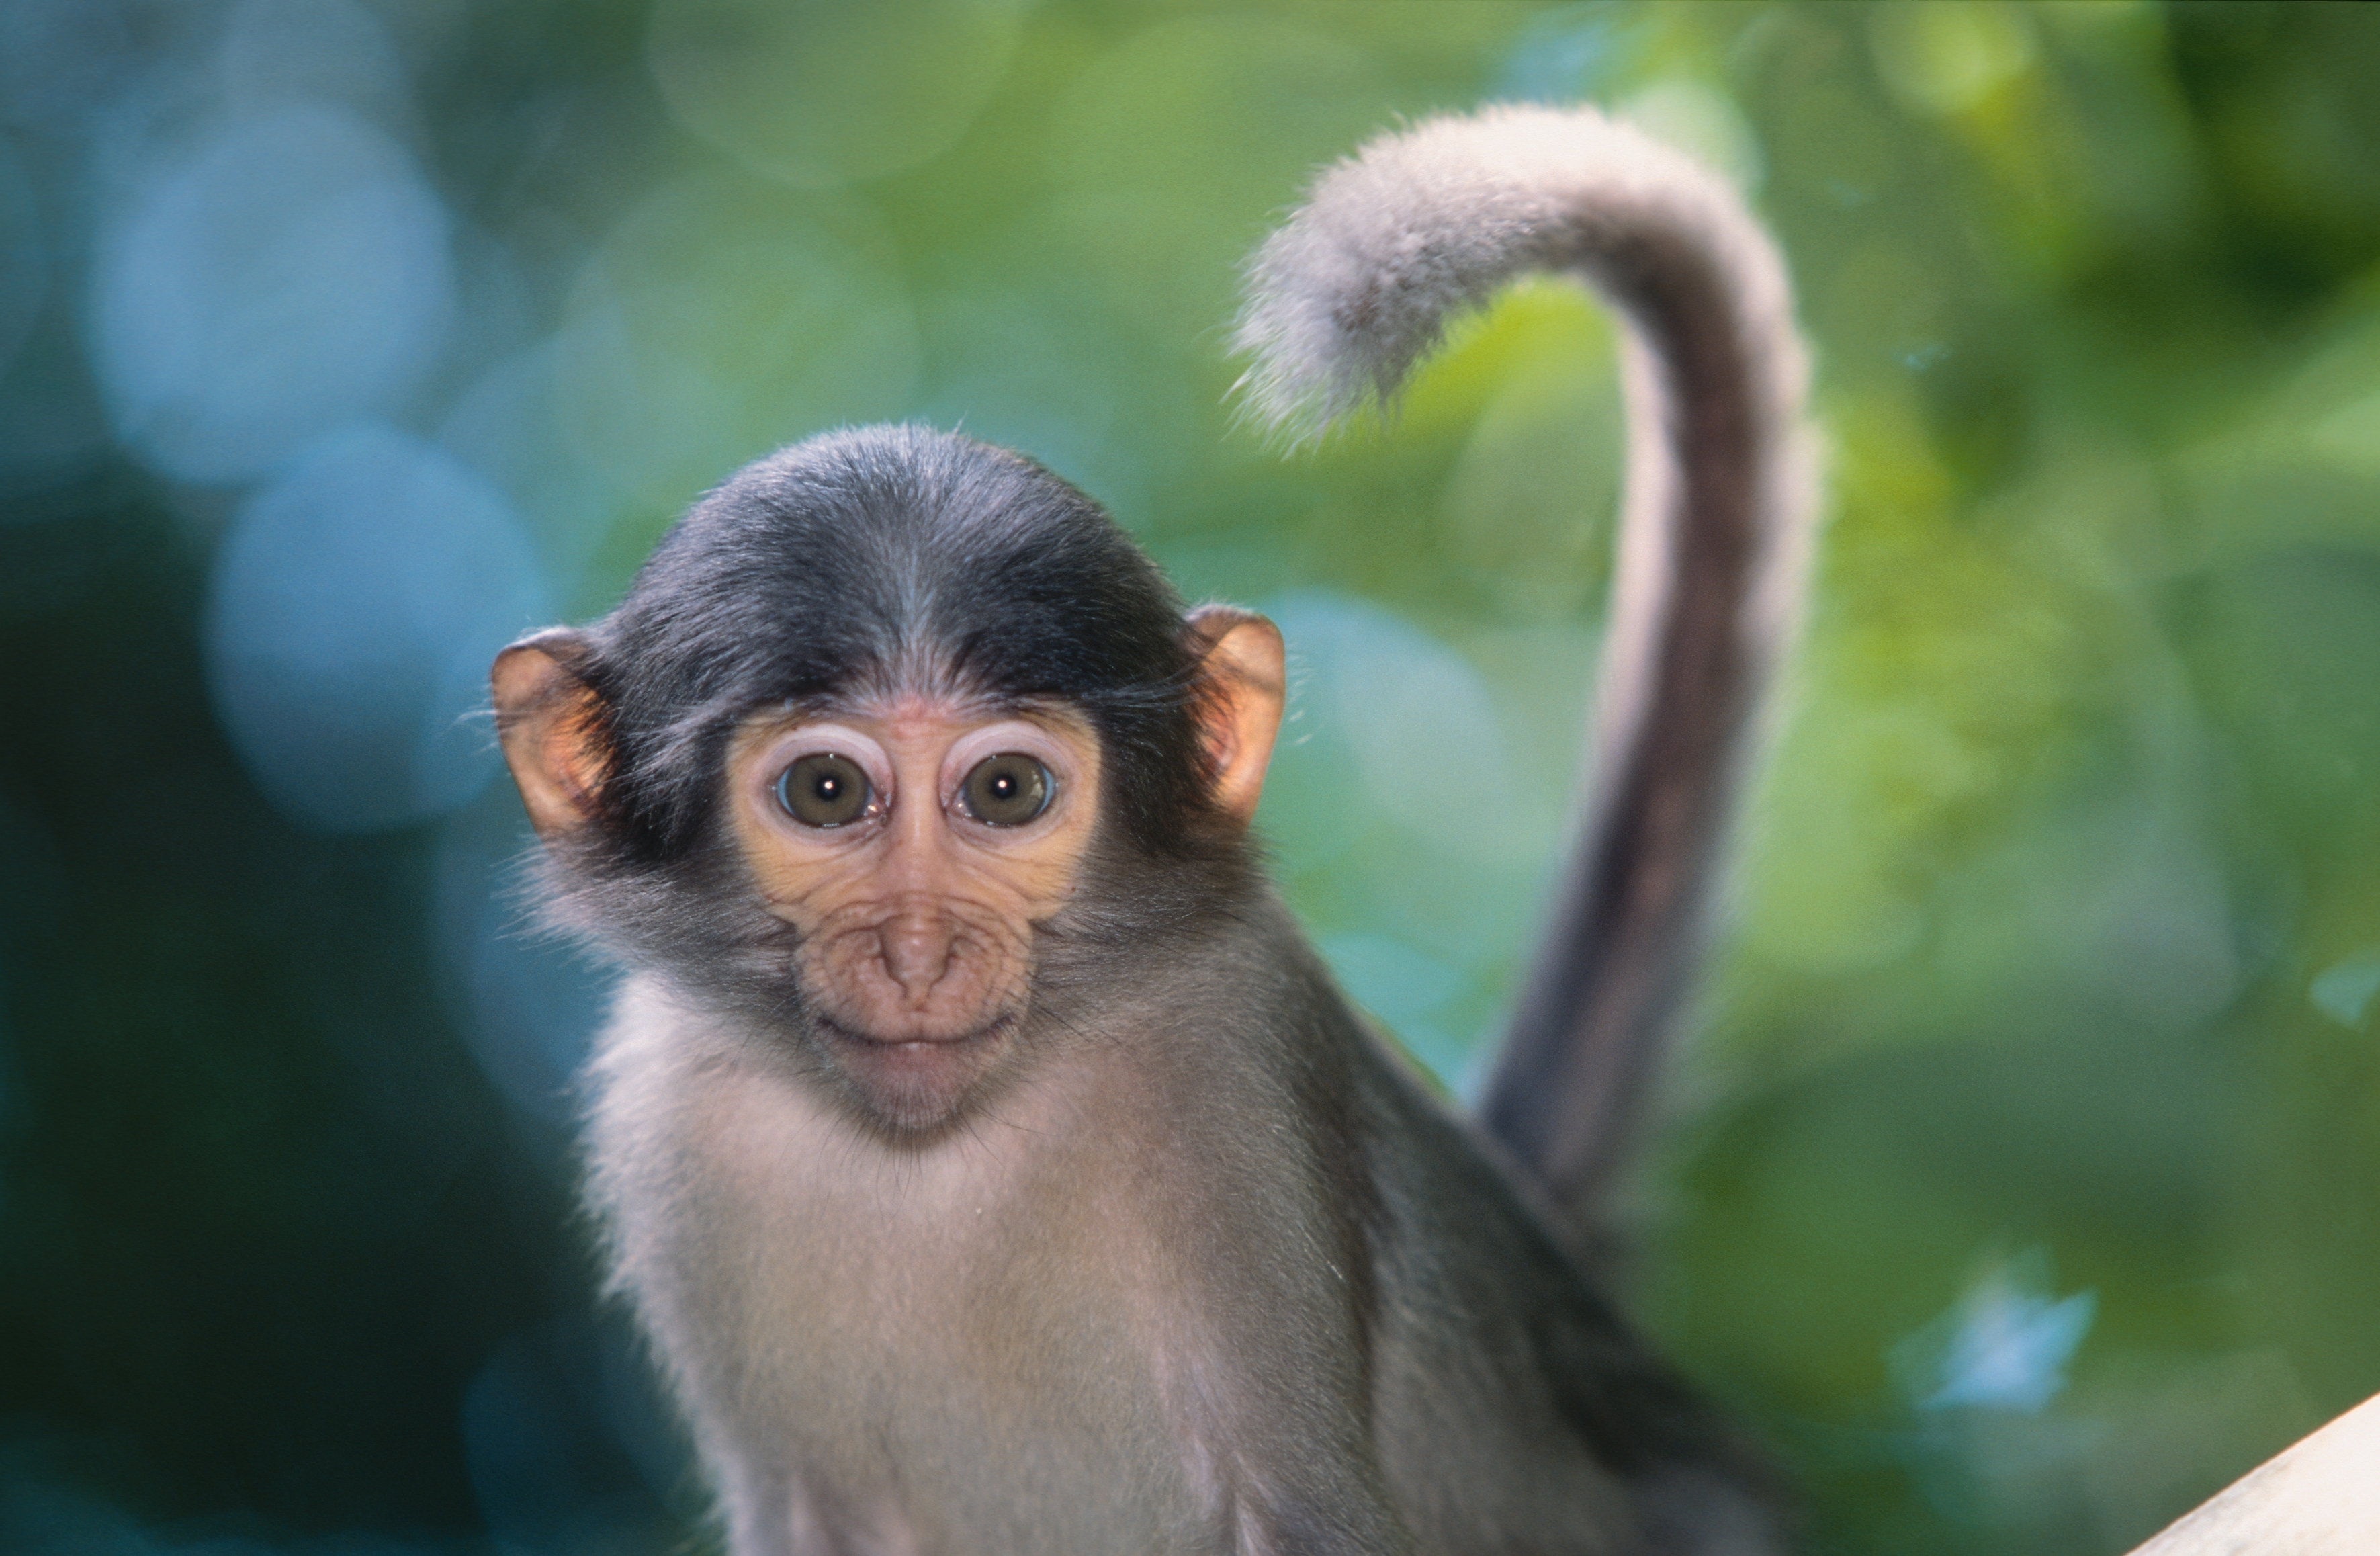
[{"x1": 1233, "y1": 102, "x2": 1802, "y2": 443}]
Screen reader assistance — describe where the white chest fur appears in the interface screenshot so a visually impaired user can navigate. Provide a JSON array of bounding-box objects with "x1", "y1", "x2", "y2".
[{"x1": 583, "y1": 978, "x2": 1232, "y2": 1555}]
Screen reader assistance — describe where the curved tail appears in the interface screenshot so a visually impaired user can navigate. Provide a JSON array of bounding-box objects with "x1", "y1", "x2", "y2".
[{"x1": 1236, "y1": 104, "x2": 1818, "y2": 1216}]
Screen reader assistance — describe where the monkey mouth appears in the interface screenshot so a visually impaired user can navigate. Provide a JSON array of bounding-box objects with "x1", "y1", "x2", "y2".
[
  {"x1": 816, "y1": 1012, "x2": 1016, "y2": 1049},
  {"x1": 812, "y1": 1013, "x2": 1020, "y2": 1131}
]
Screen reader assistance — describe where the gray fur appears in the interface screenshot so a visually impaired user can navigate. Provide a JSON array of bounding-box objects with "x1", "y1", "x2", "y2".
[
  {"x1": 1239, "y1": 103, "x2": 1818, "y2": 1213},
  {"x1": 584, "y1": 890, "x2": 1773, "y2": 1555}
]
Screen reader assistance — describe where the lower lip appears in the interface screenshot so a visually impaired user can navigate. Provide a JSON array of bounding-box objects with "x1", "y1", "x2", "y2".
[
  {"x1": 817, "y1": 1015, "x2": 1016, "y2": 1127},
  {"x1": 820, "y1": 1014, "x2": 1014, "y2": 1049}
]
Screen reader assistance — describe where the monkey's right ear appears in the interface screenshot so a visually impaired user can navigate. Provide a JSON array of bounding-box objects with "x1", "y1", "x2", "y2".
[
  {"x1": 1183, "y1": 605, "x2": 1285, "y2": 826},
  {"x1": 491, "y1": 628, "x2": 609, "y2": 840}
]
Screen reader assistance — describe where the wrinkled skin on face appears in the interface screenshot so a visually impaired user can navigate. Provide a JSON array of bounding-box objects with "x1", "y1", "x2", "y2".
[{"x1": 721, "y1": 699, "x2": 1103, "y2": 1129}]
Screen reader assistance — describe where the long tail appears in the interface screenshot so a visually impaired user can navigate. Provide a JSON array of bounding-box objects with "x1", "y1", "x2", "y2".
[{"x1": 1236, "y1": 103, "x2": 1818, "y2": 1217}]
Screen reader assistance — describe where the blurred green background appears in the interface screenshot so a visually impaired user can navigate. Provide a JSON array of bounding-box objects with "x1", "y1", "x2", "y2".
[{"x1": 2, "y1": 1, "x2": 2377, "y2": 1552}]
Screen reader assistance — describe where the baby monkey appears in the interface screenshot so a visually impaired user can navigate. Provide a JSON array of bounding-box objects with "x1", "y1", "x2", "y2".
[{"x1": 494, "y1": 105, "x2": 1812, "y2": 1555}]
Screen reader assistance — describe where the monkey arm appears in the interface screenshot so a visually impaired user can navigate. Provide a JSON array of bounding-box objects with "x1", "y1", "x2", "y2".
[{"x1": 1236, "y1": 105, "x2": 1820, "y2": 1216}]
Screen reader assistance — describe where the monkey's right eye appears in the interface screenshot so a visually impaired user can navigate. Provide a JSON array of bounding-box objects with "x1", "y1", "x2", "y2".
[{"x1": 775, "y1": 754, "x2": 875, "y2": 828}]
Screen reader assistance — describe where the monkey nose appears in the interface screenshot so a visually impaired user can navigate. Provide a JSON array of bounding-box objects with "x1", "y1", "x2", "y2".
[{"x1": 878, "y1": 917, "x2": 956, "y2": 1004}]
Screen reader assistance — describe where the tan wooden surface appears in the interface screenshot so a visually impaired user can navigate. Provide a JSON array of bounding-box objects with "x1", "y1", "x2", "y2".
[{"x1": 2127, "y1": 1391, "x2": 2380, "y2": 1555}]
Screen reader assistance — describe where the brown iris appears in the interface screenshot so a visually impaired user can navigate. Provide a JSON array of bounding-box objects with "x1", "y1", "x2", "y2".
[
  {"x1": 775, "y1": 753, "x2": 873, "y2": 828},
  {"x1": 961, "y1": 753, "x2": 1051, "y2": 826}
]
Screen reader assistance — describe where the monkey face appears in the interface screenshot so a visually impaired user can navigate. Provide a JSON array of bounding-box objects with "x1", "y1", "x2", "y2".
[
  {"x1": 721, "y1": 697, "x2": 1103, "y2": 1131},
  {"x1": 490, "y1": 476, "x2": 1286, "y2": 1139}
]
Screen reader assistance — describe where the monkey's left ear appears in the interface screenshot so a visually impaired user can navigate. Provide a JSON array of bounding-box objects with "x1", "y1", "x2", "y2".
[
  {"x1": 491, "y1": 628, "x2": 610, "y2": 840},
  {"x1": 1182, "y1": 605, "x2": 1285, "y2": 825}
]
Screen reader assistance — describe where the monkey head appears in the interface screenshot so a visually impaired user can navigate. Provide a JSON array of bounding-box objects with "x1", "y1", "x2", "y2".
[{"x1": 490, "y1": 426, "x2": 1282, "y2": 1135}]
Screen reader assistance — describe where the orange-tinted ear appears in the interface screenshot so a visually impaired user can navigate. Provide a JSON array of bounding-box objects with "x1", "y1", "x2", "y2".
[
  {"x1": 491, "y1": 629, "x2": 609, "y2": 840},
  {"x1": 1183, "y1": 605, "x2": 1285, "y2": 826}
]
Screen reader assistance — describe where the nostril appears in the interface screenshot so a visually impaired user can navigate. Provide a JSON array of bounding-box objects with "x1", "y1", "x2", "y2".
[{"x1": 878, "y1": 918, "x2": 955, "y2": 1002}]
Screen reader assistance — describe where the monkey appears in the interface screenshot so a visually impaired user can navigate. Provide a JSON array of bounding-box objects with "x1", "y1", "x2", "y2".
[{"x1": 490, "y1": 104, "x2": 1812, "y2": 1556}]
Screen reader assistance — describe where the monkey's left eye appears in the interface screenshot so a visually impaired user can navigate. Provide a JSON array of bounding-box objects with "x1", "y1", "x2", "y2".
[
  {"x1": 959, "y1": 753, "x2": 1052, "y2": 827},
  {"x1": 775, "y1": 753, "x2": 875, "y2": 828}
]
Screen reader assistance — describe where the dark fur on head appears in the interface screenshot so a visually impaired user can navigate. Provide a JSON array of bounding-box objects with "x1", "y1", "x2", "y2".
[{"x1": 580, "y1": 425, "x2": 1210, "y2": 861}]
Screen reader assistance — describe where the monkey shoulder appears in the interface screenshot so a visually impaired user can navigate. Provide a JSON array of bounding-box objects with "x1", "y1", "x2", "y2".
[{"x1": 1344, "y1": 1045, "x2": 1781, "y2": 1553}]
